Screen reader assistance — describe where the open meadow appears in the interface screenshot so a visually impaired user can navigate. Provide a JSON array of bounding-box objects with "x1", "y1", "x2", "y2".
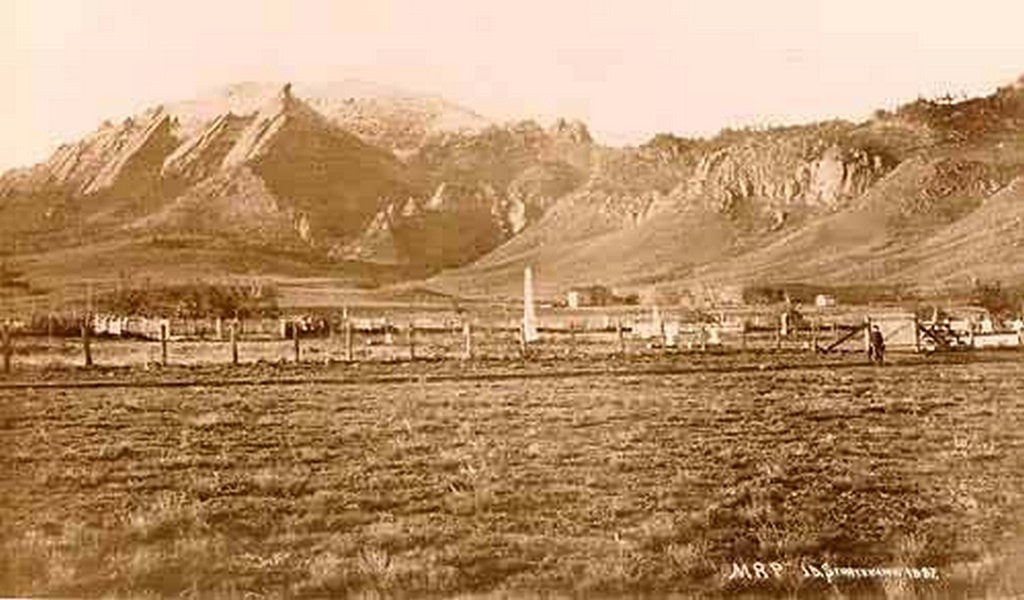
[{"x1": 2, "y1": 354, "x2": 1024, "y2": 598}]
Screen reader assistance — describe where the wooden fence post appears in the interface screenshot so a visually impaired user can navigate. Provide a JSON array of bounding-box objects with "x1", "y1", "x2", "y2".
[
  {"x1": 463, "y1": 321, "x2": 473, "y2": 361},
  {"x1": 345, "y1": 319, "x2": 354, "y2": 362},
  {"x1": 810, "y1": 318, "x2": 818, "y2": 354},
  {"x1": 82, "y1": 317, "x2": 93, "y2": 367},
  {"x1": 863, "y1": 316, "x2": 872, "y2": 357},
  {"x1": 1, "y1": 322, "x2": 11, "y2": 374},
  {"x1": 569, "y1": 320, "x2": 577, "y2": 357},
  {"x1": 700, "y1": 324, "x2": 707, "y2": 352},
  {"x1": 160, "y1": 322, "x2": 169, "y2": 366},
  {"x1": 407, "y1": 321, "x2": 416, "y2": 361},
  {"x1": 483, "y1": 321, "x2": 493, "y2": 360},
  {"x1": 230, "y1": 320, "x2": 239, "y2": 365},
  {"x1": 617, "y1": 320, "x2": 626, "y2": 357},
  {"x1": 293, "y1": 321, "x2": 301, "y2": 363},
  {"x1": 913, "y1": 315, "x2": 921, "y2": 352}
]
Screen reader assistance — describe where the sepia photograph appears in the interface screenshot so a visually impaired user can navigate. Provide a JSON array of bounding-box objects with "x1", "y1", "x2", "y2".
[{"x1": 2, "y1": 1, "x2": 1024, "y2": 597}]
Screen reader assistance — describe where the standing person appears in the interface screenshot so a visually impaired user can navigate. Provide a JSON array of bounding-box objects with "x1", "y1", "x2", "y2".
[{"x1": 869, "y1": 325, "x2": 885, "y2": 364}]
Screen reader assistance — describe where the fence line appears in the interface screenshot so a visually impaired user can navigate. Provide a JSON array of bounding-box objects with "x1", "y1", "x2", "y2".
[{"x1": 0, "y1": 311, "x2": 1020, "y2": 371}]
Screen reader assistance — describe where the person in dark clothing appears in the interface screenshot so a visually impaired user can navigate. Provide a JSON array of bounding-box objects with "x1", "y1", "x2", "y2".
[{"x1": 869, "y1": 325, "x2": 885, "y2": 364}]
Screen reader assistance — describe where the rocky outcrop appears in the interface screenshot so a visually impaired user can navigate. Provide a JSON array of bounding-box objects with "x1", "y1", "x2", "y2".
[
  {"x1": 231, "y1": 85, "x2": 416, "y2": 243},
  {"x1": 414, "y1": 119, "x2": 593, "y2": 185},
  {"x1": 161, "y1": 113, "x2": 253, "y2": 183},
  {"x1": 0, "y1": 82, "x2": 589, "y2": 270},
  {"x1": 309, "y1": 94, "x2": 491, "y2": 155},
  {"x1": 548, "y1": 118, "x2": 592, "y2": 144},
  {"x1": 334, "y1": 206, "x2": 402, "y2": 264},
  {"x1": 163, "y1": 83, "x2": 421, "y2": 246},
  {"x1": 889, "y1": 157, "x2": 1008, "y2": 224},
  {"x1": 688, "y1": 139, "x2": 889, "y2": 216},
  {"x1": 368, "y1": 118, "x2": 595, "y2": 262},
  {"x1": 83, "y1": 108, "x2": 178, "y2": 196},
  {"x1": 2, "y1": 83, "x2": 422, "y2": 254},
  {"x1": 135, "y1": 166, "x2": 289, "y2": 236},
  {"x1": 505, "y1": 163, "x2": 583, "y2": 233},
  {"x1": 168, "y1": 81, "x2": 491, "y2": 155},
  {"x1": 340, "y1": 182, "x2": 505, "y2": 268},
  {"x1": 3, "y1": 107, "x2": 179, "y2": 197},
  {"x1": 221, "y1": 84, "x2": 304, "y2": 168}
]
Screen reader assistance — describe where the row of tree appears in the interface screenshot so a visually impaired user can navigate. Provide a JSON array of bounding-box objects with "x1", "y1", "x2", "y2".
[
  {"x1": 98, "y1": 280, "x2": 281, "y2": 318},
  {"x1": 741, "y1": 280, "x2": 1024, "y2": 319}
]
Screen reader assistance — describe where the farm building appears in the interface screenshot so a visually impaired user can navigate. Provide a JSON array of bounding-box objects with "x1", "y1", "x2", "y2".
[
  {"x1": 939, "y1": 307, "x2": 998, "y2": 335},
  {"x1": 566, "y1": 285, "x2": 618, "y2": 308}
]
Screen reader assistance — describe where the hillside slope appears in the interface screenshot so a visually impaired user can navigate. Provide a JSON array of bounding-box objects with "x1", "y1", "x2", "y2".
[
  {"x1": 4, "y1": 76, "x2": 1024, "y2": 304},
  {"x1": 429, "y1": 122, "x2": 897, "y2": 298},
  {"x1": 429, "y1": 77, "x2": 1024, "y2": 302}
]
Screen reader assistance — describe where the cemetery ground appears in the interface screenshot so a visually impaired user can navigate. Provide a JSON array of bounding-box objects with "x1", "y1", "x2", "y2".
[{"x1": 2, "y1": 351, "x2": 1024, "y2": 598}]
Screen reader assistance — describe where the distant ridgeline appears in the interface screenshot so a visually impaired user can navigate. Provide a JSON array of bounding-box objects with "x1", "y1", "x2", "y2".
[{"x1": 4, "y1": 77, "x2": 1024, "y2": 301}]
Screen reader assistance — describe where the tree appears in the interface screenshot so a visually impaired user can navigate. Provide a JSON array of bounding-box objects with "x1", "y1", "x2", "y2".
[
  {"x1": 970, "y1": 280, "x2": 1021, "y2": 318},
  {"x1": 0, "y1": 261, "x2": 30, "y2": 292}
]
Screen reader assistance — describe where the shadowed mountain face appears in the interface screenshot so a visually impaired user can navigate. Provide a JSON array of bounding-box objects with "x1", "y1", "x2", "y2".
[
  {"x1": 142, "y1": 85, "x2": 418, "y2": 248},
  {"x1": 3, "y1": 77, "x2": 1024, "y2": 301},
  {"x1": 0, "y1": 82, "x2": 591, "y2": 282}
]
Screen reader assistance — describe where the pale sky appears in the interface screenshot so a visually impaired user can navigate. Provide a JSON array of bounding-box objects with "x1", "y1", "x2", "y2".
[{"x1": 4, "y1": 0, "x2": 1024, "y2": 171}]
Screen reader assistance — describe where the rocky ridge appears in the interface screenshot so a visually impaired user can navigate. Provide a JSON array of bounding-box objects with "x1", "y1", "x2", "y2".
[
  {"x1": 5, "y1": 77, "x2": 1024, "y2": 299},
  {"x1": 0, "y1": 83, "x2": 595, "y2": 272}
]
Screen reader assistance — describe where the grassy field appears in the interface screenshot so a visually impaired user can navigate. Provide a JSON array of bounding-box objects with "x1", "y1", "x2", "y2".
[{"x1": 2, "y1": 356, "x2": 1024, "y2": 598}]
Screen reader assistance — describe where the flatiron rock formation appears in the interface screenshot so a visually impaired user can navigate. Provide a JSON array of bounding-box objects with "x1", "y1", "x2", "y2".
[{"x1": 4, "y1": 76, "x2": 1024, "y2": 299}]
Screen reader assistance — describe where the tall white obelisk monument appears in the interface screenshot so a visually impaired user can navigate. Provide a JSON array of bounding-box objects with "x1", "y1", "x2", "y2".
[{"x1": 523, "y1": 266, "x2": 539, "y2": 343}]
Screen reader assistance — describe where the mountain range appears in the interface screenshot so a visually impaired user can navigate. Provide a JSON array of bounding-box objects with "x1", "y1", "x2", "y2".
[{"x1": 3, "y1": 76, "x2": 1024, "y2": 306}]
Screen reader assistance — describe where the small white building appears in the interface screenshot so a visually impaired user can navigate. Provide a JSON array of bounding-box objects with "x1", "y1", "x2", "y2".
[
  {"x1": 815, "y1": 294, "x2": 837, "y2": 308},
  {"x1": 567, "y1": 290, "x2": 582, "y2": 309},
  {"x1": 566, "y1": 285, "x2": 617, "y2": 309}
]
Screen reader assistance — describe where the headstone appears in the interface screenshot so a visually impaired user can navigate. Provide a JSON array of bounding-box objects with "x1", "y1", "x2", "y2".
[
  {"x1": 523, "y1": 266, "x2": 539, "y2": 343},
  {"x1": 345, "y1": 319, "x2": 354, "y2": 362}
]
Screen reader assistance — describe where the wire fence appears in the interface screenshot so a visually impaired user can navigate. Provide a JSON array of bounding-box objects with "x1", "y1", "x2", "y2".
[{"x1": 2, "y1": 308, "x2": 988, "y2": 373}]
